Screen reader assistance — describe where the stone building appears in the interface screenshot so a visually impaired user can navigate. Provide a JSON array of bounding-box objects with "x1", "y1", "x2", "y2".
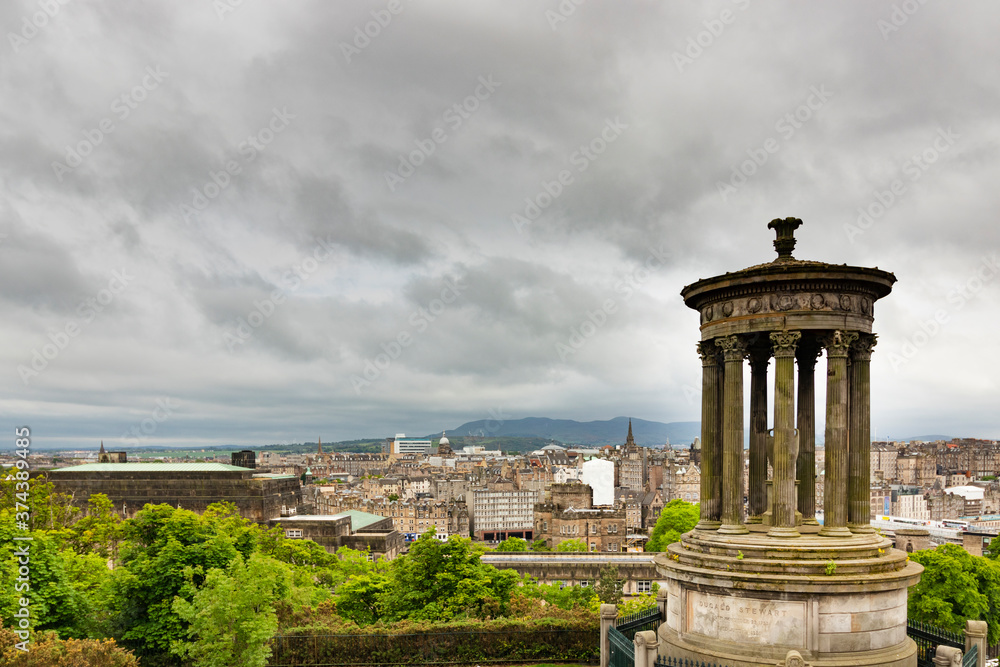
[
  {"x1": 534, "y1": 483, "x2": 626, "y2": 552},
  {"x1": 50, "y1": 462, "x2": 302, "y2": 521},
  {"x1": 870, "y1": 443, "x2": 896, "y2": 482},
  {"x1": 315, "y1": 492, "x2": 469, "y2": 539},
  {"x1": 618, "y1": 420, "x2": 648, "y2": 491},
  {"x1": 97, "y1": 441, "x2": 127, "y2": 463},
  {"x1": 672, "y1": 465, "x2": 700, "y2": 503},
  {"x1": 268, "y1": 510, "x2": 403, "y2": 560}
]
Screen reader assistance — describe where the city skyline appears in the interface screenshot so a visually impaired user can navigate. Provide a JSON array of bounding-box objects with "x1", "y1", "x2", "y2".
[{"x1": 3, "y1": 2, "x2": 999, "y2": 448}]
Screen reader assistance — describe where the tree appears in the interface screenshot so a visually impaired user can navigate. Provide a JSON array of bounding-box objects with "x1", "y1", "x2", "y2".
[
  {"x1": 337, "y1": 530, "x2": 520, "y2": 625},
  {"x1": 108, "y1": 504, "x2": 247, "y2": 662},
  {"x1": 594, "y1": 565, "x2": 624, "y2": 606},
  {"x1": 69, "y1": 493, "x2": 123, "y2": 559},
  {"x1": 556, "y1": 539, "x2": 588, "y2": 552},
  {"x1": 530, "y1": 539, "x2": 551, "y2": 552},
  {"x1": 172, "y1": 554, "x2": 297, "y2": 667},
  {"x1": 985, "y1": 535, "x2": 1000, "y2": 560},
  {"x1": 497, "y1": 536, "x2": 527, "y2": 552},
  {"x1": 645, "y1": 499, "x2": 699, "y2": 552},
  {"x1": 387, "y1": 493, "x2": 400, "y2": 502},
  {"x1": 908, "y1": 543, "x2": 1000, "y2": 644}
]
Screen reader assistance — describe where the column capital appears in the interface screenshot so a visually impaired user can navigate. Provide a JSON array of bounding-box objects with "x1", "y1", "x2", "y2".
[
  {"x1": 697, "y1": 340, "x2": 721, "y2": 366},
  {"x1": 821, "y1": 330, "x2": 858, "y2": 358},
  {"x1": 716, "y1": 334, "x2": 749, "y2": 362},
  {"x1": 770, "y1": 330, "x2": 801, "y2": 358},
  {"x1": 850, "y1": 333, "x2": 878, "y2": 362}
]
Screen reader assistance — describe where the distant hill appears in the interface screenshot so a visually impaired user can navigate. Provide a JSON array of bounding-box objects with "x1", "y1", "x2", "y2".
[
  {"x1": 892, "y1": 435, "x2": 954, "y2": 443},
  {"x1": 444, "y1": 417, "x2": 699, "y2": 447}
]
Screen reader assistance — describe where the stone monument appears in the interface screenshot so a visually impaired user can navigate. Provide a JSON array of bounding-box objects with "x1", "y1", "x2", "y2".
[{"x1": 655, "y1": 218, "x2": 923, "y2": 667}]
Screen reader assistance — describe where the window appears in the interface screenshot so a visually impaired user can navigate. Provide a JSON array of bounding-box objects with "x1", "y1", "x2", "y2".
[
  {"x1": 590, "y1": 542, "x2": 596, "y2": 552},
  {"x1": 637, "y1": 580, "x2": 652, "y2": 594},
  {"x1": 590, "y1": 524, "x2": 597, "y2": 534},
  {"x1": 284, "y1": 529, "x2": 303, "y2": 539},
  {"x1": 580, "y1": 580, "x2": 590, "y2": 587}
]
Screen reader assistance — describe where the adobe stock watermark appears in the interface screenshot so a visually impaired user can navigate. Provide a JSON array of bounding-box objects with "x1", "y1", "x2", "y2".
[
  {"x1": 179, "y1": 107, "x2": 295, "y2": 223},
  {"x1": 351, "y1": 276, "x2": 467, "y2": 394},
  {"x1": 224, "y1": 235, "x2": 335, "y2": 351},
  {"x1": 672, "y1": 0, "x2": 750, "y2": 73},
  {"x1": 556, "y1": 245, "x2": 671, "y2": 361},
  {"x1": 877, "y1": 0, "x2": 930, "y2": 41},
  {"x1": 51, "y1": 65, "x2": 168, "y2": 182},
  {"x1": 8, "y1": 0, "x2": 72, "y2": 53},
  {"x1": 384, "y1": 75, "x2": 501, "y2": 192},
  {"x1": 18, "y1": 269, "x2": 134, "y2": 385},
  {"x1": 545, "y1": 0, "x2": 585, "y2": 30},
  {"x1": 340, "y1": 0, "x2": 409, "y2": 63},
  {"x1": 511, "y1": 117, "x2": 628, "y2": 234},
  {"x1": 843, "y1": 127, "x2": 958, "y2": 244},
  {"x1": 717, "y1": 85, "x2": 833, "y2": 202},
  {"x1": 887, "y1": 252, "x2": 998, "y2": 372},
  {"x1": 119, "y1": 398, "x2": 179, "y2": 446}
]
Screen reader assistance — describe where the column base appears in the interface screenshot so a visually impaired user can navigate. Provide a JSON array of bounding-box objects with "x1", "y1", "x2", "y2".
[
  {"x1": 850, "y1": 523, "x2": 876, "y2": 534},
  {"x1": 819, "y1": 526, "x2": 853, "y2": 538},
  {"x1": 746, "y1": 515, "x2": 763, "y2": 525},
  {"x1": 801, "y1": 517, "x2": 820, "y2": 526},
  {"x1": 718, "y1": 522, "x2": 749, "y2": 535},
  {"x1": 767, "y1": 526, "x2": 801, "y2": 539},
  {"x1": 695, "y1": 520, "x2": 721, "y2": 531}
]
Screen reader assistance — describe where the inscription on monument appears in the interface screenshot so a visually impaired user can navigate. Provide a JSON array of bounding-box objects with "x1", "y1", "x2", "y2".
[{"x1": 686, "y1": 591, "x2": 806, "y2": 647}]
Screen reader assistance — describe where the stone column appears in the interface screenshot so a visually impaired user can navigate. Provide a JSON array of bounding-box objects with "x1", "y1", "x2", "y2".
[
  {"x1": 965, "y1": 619, "x2": 987, "y2": 667},
  {"x1": 849, "y1": 334, "x2": 877, "y2": 533},
  {"x1": 747, "y1": 345, "x2": 770, "y2": 523},
  {"x1": 600, "y1": 604, "x2": 617, "y2": 667},
  {"x1": 633, "y1": 631, "x2": 660, "y2": 667},
  {"x1": 695, "y1": 341, "x2": 722, "y2": 530},
  {"x1": 717, "y1": 334, "x2": 748, "y2": 535},
  {"x1": 796, "y1": 340, "x2": 821, "y2": 525},
  {"x1": 769, "y1": 331, "x2": 801, "y2": 538},
  {"x1": 819, "y1": 331, "x2": 857, "y2": 538}
]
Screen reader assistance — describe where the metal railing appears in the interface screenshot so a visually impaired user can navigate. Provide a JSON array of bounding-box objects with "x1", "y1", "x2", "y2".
[
  {"x1": 907, "y1": 619, "x2": 965, "y2": 667},
  {"x1": 616, "y1": 608, "x2": 662, "y2": 641},
  {"x1": 608, "y1": 625, "x2": 635, "y2": 667}
]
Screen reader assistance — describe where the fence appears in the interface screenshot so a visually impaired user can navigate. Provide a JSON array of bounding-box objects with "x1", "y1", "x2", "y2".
[
  {"x1": 600, "y1": 604, "x2": 664, "y2": 667},
  {"x1": 655, "y1": 658, "x2": 735, "y2": 667},
  {"x1": 607, "y1": 625, "x2": 635, "y2": 667},
  {"x1": 268, "y1": 627, "x2": 599, "y2": 666},
  {"x1": 908, "y1": 619, "x2": 965, "y2": 667},
  {"x1": 616, "y1": 609, "x2": 663, "y2": 641}
]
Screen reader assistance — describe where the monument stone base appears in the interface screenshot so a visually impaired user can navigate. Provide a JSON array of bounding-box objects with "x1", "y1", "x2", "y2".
[{"x1": 655, "y1": 529, "x2": 923, "y2": 667}]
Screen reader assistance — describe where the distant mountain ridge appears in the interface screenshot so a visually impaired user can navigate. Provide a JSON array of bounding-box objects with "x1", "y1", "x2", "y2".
[{"x1": 443, "y1": 416, "x2": 700, "y2": 447}]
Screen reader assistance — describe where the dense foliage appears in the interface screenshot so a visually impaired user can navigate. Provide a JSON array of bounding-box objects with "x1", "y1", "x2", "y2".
[
  {"x1": 908, "y1": 543, "x2": 1000, "y2": 645},
  {"x1": 0, "y1": 476, "x2": 604, "y2": 667},
  {"x1": 645, "y1": 499, "x2": 699, "y2": 552}
]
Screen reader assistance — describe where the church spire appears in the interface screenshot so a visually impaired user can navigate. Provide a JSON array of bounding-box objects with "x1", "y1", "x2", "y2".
[
  {"x1": 317, "y1": 437, "x2": 323, "y2": 455},
  {"x1": 625, "y1": 419, "x2": 636, "y2": 447},
  {"x1": 99, "y1": 440, "x2": 105, "y2": 454}
]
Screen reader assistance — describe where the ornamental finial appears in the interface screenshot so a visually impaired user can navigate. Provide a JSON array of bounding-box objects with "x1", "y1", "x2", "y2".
[{"x1": 767, "y1": 217, "x2": 803, "y2": 262}]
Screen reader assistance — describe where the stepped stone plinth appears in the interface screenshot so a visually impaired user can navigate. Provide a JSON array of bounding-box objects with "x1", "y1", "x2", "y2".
[{"x1": 656, "y1": 219, "x2": 923, "y2": 667}]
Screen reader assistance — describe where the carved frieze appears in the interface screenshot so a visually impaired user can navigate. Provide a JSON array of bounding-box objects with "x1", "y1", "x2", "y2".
[{"x1": 697, "y1": 291, "x2": 875, "y2": 322}]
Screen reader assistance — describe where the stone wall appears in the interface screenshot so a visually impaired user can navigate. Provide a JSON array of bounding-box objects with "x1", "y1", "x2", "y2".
[{"x1": 51, "y1": 470, "x2": 302, "y2": 521}]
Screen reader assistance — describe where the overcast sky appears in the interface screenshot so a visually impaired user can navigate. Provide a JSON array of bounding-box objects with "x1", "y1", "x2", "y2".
[{"x1": 3, "y1": 1, "x2": 999, "y2": 450}]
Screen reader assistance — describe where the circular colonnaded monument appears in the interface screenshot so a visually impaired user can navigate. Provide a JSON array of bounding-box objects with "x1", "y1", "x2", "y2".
[{"x1": 655, "y1": 218, "x2": 923, "y2": 667}]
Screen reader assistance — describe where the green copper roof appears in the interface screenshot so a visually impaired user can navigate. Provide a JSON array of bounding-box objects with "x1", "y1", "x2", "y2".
[
  {"x1": 334, "y1": 510, "x2": 387, "y2": 532},
  {"x1": 51, "y1": 462, "x2": 255, "y2": 473}
]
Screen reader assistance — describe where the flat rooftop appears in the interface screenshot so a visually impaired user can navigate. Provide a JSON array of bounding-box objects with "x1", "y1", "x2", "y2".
[{"x1": 51, "y1": 462, "x2": 255, "y2": 473}]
